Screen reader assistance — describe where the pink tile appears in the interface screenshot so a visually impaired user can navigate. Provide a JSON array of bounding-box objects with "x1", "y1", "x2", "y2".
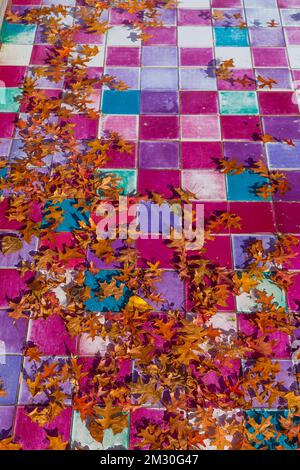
[
  {"x1": 101, "y1": 115, "x2": 138, "y2": 140},
  {"x1": 181, "y1": 115, "x2": 220, "y2": 140},
  {"x1": 285, "y1": 28, "x2": 300, "y2": 45}
]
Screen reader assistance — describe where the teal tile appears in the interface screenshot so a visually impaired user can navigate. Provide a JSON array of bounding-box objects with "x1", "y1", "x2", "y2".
[
  {"x1": 71, "y1": 411, "x2": 129, "y2": 450},
  {"x1": 102, "y1": 90, "x2": 140, "y2": 115},
  {"x1": 226, "y1": 170, "x2": 271, "y2": 201},
  {"x1": 85, "y1": 270, "x2": 132, "y2": 312},
  {"x1": 0, "y1": 88, "x2": 21, "y2": 112},
  {"x1": 1, "y1": 20, "x2": 36, "y2": 45},
  {"x1": 219, "y1": 91, "x2": 259, "y2": 115},
  {"x1": 42, "y1": 199, "x2": 90, "y2": 232},
  {"x1": 99, "y1": 170, "x2": 137, "y2": 195},
  {"x1": 214, "y1": 27, "x2": 249, "y2": 47}
]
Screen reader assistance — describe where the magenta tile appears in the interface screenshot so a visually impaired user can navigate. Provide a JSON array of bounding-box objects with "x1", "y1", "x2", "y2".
[
  {"x1": 140, "y1": 115, "x2": 179, "y2": 140},
  {"x1": 252, "y1": 48, "x2": 288, "y2": 67},
  {"x1": 180, "y1": 47, "x2": 213, "y2": 66},
  {"x1": 136, "y1": 239, "x2": 173, "y2": 269},
  {"x1": 221, "y1": 116, "x2": 262, "y2": 140},
  {"x1": 181, "y1": 141, "x2": 222, "y2": 169},
  {"x1": 180, "y1": 91, "x2": 218, "y2": 114},
  {"x1": 258, "y1": 92, "x2": 299, "y2": 115},
  {"x1": 218, "y1": 69, "x2": 256, "y2": 91},
  {"x1": 0, "y1": 114, "x2": 18, "y2": 138},
  {"x1": 61, "y1": 115, "x2": 98, "y2": 140},
  {"x1": 0, "y1": 66, "x2": 26, "y2": 87},
  {"x1": 274, "y1": 202, "x2": 300, "y2": 233},
  {"x1": 14, "y1": 406, "x2": 72, "y2": 450},
  {"x1": 138, "y1": 169, "x2": 180, "y2": 198},
  {"x1": 0, "y1": 269, "x2": 32, "y2": 308},
  {"x1": 106, "y1": 47, "x2": 140, "y2": 66},
  {"x1": 239, "y1": 314, "x2": 291, "y2": 359},
  {"x1": 178, "y1": 9, "x2": 212, "y2": 26},
  {"x1": 142, "y1": 27, "x2": 177, "y2": 45},
  {"x1": 228, "y1": 202, "x2": 275, "y2": 233},
  {"x1": 27, "y1": 315, "x2": 76, "y2": 355}
]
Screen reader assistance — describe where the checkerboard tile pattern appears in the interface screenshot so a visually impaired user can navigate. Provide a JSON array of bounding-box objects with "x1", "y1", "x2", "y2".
[{"x1": 0, "y1": 0, "x2": 300, "y2": 450}]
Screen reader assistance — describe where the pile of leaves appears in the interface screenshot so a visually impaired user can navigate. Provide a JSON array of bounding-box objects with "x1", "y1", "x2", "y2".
[{"x1": 0, "y1": 2, "x2": 299, "y2": 450}]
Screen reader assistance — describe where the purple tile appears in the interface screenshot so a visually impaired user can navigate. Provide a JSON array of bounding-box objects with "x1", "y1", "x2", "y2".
[
  {"x1": 0, "y1": 406, "x2": 15, "y2": 438},
  {"x1": 140, "y1": 91, "x2": 178, "y2": 114},
  {"x1": 105, "y1": 67, "x2": 140, "y2": 89},
  {"x1": 141, "y1": 68, "x2": 178, "y2": 90},
  {"x1": 224, "y1": 142, "x2": 265, "y2": 165},
  {"x1": 267, "y1": 142, "x2": 300, "y2": 169},
  {"x1": 139, "y1": 141, "x2": 179, "y2": 169},
  {"x1": 255, "y1": 68, "x2": 292, "y2": 89},
  {"x1": 263, "y1": 117, "x2": 300, "y2": 140},
  {"x1": 141, "y1": 46, "x2": 178, "y2": 66},
  {"x1": 0, "y1": 310, "x2": 28, "y2": 354},
  {"x1": 249, "y1": 27, "x2": 285, "y2": 46},
  {"x1": 273, "y1": 171, "x2": 300, "y2": 201},
  {"x1": 0, "y1": 355, "x2": 22, "y2": 405},
  {"x1": 0, "y1": 232, "x2": 38, "y2": 267},
  {"x1": 232, "y1": 234, "x2": 276, "y2": 269}
]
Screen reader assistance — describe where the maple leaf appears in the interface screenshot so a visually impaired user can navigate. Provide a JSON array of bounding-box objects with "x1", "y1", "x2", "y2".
[
  {"x1": 1, "y1": 235, "x2": 23, "y2": 254},
  {"x1": 47, "y1": 434, "x2": 68, "y2": 450},
  {"x1": 233, "y1": 272, "x2": 259, "y2": 293},
  {"x1": 257, "y1": 76, "x2": 278, "y2": 90},
  {"x1": 0, "y1": 438, "x2": 22, "y2": 450},
  {"x1": 25, "y1": 345, "x2": 42, "y2": 362}
]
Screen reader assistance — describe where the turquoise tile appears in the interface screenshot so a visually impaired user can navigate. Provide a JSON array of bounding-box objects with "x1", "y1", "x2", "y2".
[
  {"x1": 219, "y1": 91, "x2": 259, "y2": 115},
  {"x1": 245, "y1": 410, "x2": 299, "y2": 450},
  {"x1": 85, "y1": 270, "x2": 132, "y2": 312},
  {"x1": 226, "y1": 170, "x2": 271, "y2": 201},
  {"x1": 99, "y1": 170, "x2": 137, "y2": 196},
  {"x1": 71, "y1": 411, "x2": 129, "y2": 450},
  {"x1": 0, "y1": 88, "x2": 21, "y2": 113},
  {"x1": 102, "y1": 90, "x2": 140, "y2": 115},
  {"x1": 214, "y1": 27, "x2": 249, "y2": 47},
  {"x1": 1, "y1": 20, "x2": 36, "y2": 45},
  {"x1": 42, "y1": 199, "x2": 90, "y2": 232}
]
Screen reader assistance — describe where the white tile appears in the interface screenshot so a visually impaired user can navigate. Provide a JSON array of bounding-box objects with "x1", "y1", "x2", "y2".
[
  {"x1": 0, "y1": 44, "x2": 33, "y2": 66},
  {"x1": 215, "y1": 47, "x2": 253, "y2": 68},
  {"x1": 287, "y1": 47, "x2": 300, "y2": 68},
  {"x1": 107, "y1": 26, "x2": 141, "y2": 46},
  {"x1": 182, "y1": 170, "x2": 226, "y2": 200},
  {"x1": 179, "y1": 0, "x2": 210, "y2": 7},
  {"x1": 178, "y1": 26, "x2": 213, "y2": 48}
]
